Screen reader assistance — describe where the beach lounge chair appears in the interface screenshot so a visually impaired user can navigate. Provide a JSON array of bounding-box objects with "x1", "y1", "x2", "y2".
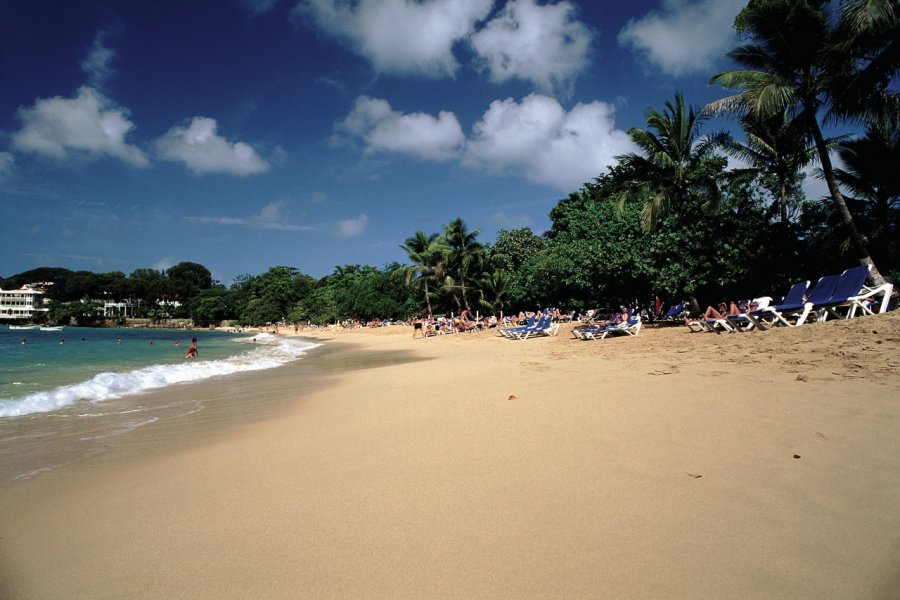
[
  {"x1": 573, "y1": 322, "x2": 613, "y2": 340},
  {"x1": 499, "y1": 314, "x2": 536, "y2": 338},
  {"x1": 746, "y1": 277, "x2": 837, "y2": 330},
  {"x1": 662, "y1": 303, "x2": 685, "y2": 321},
  {"x1": 599, "y1": 315, "x2": 641, "y2": 339},
  {"x1": 723, "y1": 298, "x2": 768, "y2": 332},
  {"x1": 811, "y1": 265, "x2": 894, "y2": 321},
  {"x1": 509, "y1": 315, "x2": 553, "y2": 340},
  {"x1": 744, "y1": 282, "x2": 810, "y2": 331}
]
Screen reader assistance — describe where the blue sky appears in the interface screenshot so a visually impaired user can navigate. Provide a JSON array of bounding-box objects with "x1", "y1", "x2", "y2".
[{"x1": 0, "y1": 0, "x2": 753, "y2": 283}]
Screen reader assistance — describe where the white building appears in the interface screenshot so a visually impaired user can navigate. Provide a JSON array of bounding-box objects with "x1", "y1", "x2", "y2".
[{"x1": 0, "y1": 285, "x2": 47, "y2": 321}]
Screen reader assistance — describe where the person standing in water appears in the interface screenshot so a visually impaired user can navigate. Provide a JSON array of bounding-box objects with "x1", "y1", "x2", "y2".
[{"x1": 184, "y1": 337, "x2": 198, "y2": 359}]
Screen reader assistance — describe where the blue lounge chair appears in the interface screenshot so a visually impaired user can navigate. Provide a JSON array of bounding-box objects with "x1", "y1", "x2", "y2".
[
  {"x1": 510, "y1": 315, "x2": 554, "y2": 340},
  {"x1": 746, "y1": 277, "x2": 837, "y2": 330},
  {"x1": 499, "y1": 314, "x2": 536, "y2": 338},
  {"x1": 663, "y1": 303, "x2": 685, "y2": 321},
  {"x1": 812, "y1": 265, "x2": 894, "y2": 321},
  {"x1": 599, "y1": 315, "x2": 641, "y2": 339}
]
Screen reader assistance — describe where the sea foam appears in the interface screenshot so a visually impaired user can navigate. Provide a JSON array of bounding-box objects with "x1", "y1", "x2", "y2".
[{"x1": 0, "y1": 337, "x2": 320, "y2": 418}]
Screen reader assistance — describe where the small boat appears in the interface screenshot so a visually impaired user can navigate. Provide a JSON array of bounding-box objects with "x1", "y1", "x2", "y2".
[
  {"x1": 39, "y1": 326, "x2": 65, "y2": 331},
  {"x1": 9, "y1": 325, "x2": 38, "y2": 330}
]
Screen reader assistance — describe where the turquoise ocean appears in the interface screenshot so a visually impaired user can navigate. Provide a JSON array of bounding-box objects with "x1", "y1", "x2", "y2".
[{"x1": 0, "y1": 326, "x2": 320, "y2": 485}]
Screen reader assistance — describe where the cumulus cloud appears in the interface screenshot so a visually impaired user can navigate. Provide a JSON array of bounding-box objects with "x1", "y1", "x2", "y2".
[
  {"x1": 251, "y1": 200, "x2": 314, "y2": 230},
  {"x1": 0, "y1": 152, "x2": 14, "y2": 182},
  {"x1": 338, "y1": 93, "x2": 635, "y2": 190},
  {"x1": 471, "y1": 0, "x2": 593, "y2": 93},
  {"x1": 337, "y1": 96, "x2": 465, "y2": 161},
  {"x1": 333, "y1": 213, "x2": 368, "y2": 238},
  {"x1": 155, "y1": 117, "x2": 269, "y2": 176},
  {"x1": 11, "y1": 86, "x2": 149, "y2": 167},
  {"x1": 618, "y1": 0, "x2": 743, "y2": 77},
  {"x1": 81, "y1": 30, "x2": 118, "y2": 89},
  {"x1": 464, "y1": 94, "x2": 637, "y2": 190},
  {"x1": 292, "y1": 0, "x2": 492, "y2": 77}
]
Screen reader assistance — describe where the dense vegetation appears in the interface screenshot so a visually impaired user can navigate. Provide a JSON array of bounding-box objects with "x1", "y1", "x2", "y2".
[{"x1": 3, "y1": 0, "x2": 897, "y2": 326}]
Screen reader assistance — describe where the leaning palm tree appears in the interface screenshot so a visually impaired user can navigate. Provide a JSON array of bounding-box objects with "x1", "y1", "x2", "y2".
[
  {"x1": 715, "y1": 110, "x2": 820, "y2": 223},
  {"x1": 615, "y1": 92, "x2": 722, "y2": 231},
  {"x1": 707, "y1": 0, "x2": 895, "y2": 285},
  {"x1": 443, "y1": 218, "x2": 483, "y2": 312},
  {"x1": 396, "y1": 231, "x2": 449, "y2": 317}
]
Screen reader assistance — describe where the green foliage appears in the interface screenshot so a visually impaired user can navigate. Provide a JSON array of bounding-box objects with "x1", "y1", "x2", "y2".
[
  {"x1": 488, "y1": 228, "x2": 547, "y2": 273},
  {"x1": 46, "y1": 299, "x2": 105, "y2": 326},
  {"x1": 190, "y1": 287, "x2": 232, "y2": 326}
]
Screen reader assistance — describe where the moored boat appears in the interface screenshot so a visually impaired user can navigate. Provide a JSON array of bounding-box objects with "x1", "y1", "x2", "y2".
[
  {"x1": 39, "y1": 326, "x2": 65, "y2": 331},
  {"x1": 9, "y1": 325, "x2": 38, "y2": 330}
]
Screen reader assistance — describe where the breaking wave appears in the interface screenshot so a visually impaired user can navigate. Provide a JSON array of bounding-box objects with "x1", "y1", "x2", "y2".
[{"x1": 0, "y1": 336, "x2": 319, "y2": 418}]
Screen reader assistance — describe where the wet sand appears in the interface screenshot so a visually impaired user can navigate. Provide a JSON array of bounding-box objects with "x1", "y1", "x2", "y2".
[{"x1": 1, "y1": 313, "x2": 899, "y2": 599}]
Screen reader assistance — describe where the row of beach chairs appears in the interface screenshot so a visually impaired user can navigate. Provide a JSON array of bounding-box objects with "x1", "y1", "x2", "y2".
[
  {"x1": 498, "y1": 309, "x2": 561, "y2": 340},
  {"x1": 686, "y1": 264, "x2": 894, "y2": 333}
]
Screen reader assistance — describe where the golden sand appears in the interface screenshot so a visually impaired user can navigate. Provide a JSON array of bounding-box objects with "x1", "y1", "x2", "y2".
[{"x1": 2, "y1": 314, "x2": 899, "y2": 599}]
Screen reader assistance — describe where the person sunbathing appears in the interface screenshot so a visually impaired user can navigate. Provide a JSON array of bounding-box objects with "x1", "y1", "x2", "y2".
[{"x1": 699, "y1": 301, "x2": 739, "y2": 321}]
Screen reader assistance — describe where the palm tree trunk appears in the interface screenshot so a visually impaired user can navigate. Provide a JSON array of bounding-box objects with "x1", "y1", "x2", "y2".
[
  {"x1": 810, "y1": 122, "x2": 888, "y2": 286},
  {"x1": 779, "y1": 181, "x2": 788, "y2": 224},
  {"x1": 423, "y1": 280, "x2": 433, "y2": 317}
]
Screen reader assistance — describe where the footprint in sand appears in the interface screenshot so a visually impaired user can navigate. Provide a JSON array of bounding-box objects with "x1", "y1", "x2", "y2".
[{"x1": 649, "y1": 365, "x2": 679, "y2": 376}]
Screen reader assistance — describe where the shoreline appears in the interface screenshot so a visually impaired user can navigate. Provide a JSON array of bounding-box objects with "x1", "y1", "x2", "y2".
[{"x1": 1, "y1": 315, "x2": 899, "y2": 598}]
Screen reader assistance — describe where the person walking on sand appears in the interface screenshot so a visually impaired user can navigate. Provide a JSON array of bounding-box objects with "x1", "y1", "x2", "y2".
[{"x1": 184, "y1": 337, "x2": 198, "y2": 359}]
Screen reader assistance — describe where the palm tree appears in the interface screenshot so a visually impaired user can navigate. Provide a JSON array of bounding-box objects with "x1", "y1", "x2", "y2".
[
  {"x1": 397, "y1": 231, "x2": 449, "y2": 317},
  {"x1": 715, "y1": 111, "x2": 820, "y2": 223},
  {"x1": 834, "y1": 118, "x2": 900, "y2": 266},
  {"x1": 615, "y1": 92, "x2": 722, "y2": 231},
  {"x1": 443, "y1": 218, "x2": 483, "y2": 312},
  {"x1": 707, "y1": 0, "x2": 895, "y2": 285},
  {"x1": 476, "y1": 269, "x2": 511, "y2": 316}
]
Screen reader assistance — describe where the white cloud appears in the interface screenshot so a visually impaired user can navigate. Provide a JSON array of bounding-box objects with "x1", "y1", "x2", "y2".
[
  {"x1": 251, "y1": 200, "x2": 314, "y2": 230},
  {"x1": 155, "y1": 117, "x2": 269, "y2": 176},
  {"x1": 11, "y1": 86, "x2": 149, "y2": 167},
  {"x1": 491, "y1": 210, "x2": 533, "y2": 228},
  {"x1": 464, "y1": 94, "x2": 637, "y2": 190},
  {"x1": 0, "y1": 152, "x2": 14, "y2": 182},
  {"x1": 334, "y1": 213, "x2": 368, "y2": 238},
  {"x1": 293, "y1": 0, "x2": 492, "y2": 77},
  {"x1": 338, "y1": 96, "x2": 465, "y2": 161},
  {"x1": 152, "y1": 257, "x2": 175, "y2": 272},
  {"x1": 471, "y1": 0, "x2": 592, "y2": 93},
  {"x1": 618, "y1": 0, "x2": 743, "y2": 77},
  {"x1": 81, "y1": 30, "x2": 117, "y2": 89},
  {"x1": 338, "y1": 93, "x2": 636, "y2": 191},
  {"x1": 186, "y1": 201, "x2": 314, "y2": 231}
]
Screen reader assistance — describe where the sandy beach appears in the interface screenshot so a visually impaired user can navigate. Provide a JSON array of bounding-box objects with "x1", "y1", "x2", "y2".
[{"x1": 2, "y1": 313, "x2": 899, "y2": 599}]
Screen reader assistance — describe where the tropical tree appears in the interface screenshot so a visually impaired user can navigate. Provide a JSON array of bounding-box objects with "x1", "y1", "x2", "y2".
[
  {"x1": 615, "y1": 92, "x2": 723, "y2": 231},
  {"x1": 834, "y1": 118, "x2": 900, "y2": 270},
  {"x1": 714, "y1": 111, "x2": 819, "y2": 223},
  {"x1": 397, "y1": 231, "x2": 449, "y2": 317},
  {"x1": 707, "y1": 0, "x2": 897, "y2": 285},
  {"x1": 488, "y1": 228, "x2": 547, "y2": 273},
  {"x1": 476, "y1": 269, "x2": 512, "y2": 315},
  {"x1": 443, "y1": 218, "x2": 484, "y2": 312}
]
